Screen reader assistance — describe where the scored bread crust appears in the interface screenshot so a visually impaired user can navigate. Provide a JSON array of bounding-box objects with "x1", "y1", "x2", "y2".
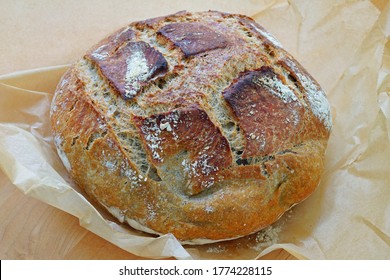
[{"x1": 50, "y1": 10, "x2": 331, "y2": 244}]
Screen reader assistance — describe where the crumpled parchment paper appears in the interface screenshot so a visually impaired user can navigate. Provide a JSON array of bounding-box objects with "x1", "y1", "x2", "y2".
[{"x1": 0, "y1": 0, "x2": 389, "y2": 259}]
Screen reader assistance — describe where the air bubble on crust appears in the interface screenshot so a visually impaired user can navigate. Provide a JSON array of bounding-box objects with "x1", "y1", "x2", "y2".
[
  {"x1": 147, "y1": 165, "x2": 162, "y2": 181},
  {"x1": 85, "y1": 131, "x2": 107, "y2": 150}
]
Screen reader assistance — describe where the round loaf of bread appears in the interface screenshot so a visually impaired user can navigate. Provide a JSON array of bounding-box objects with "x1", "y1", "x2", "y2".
[{"x1": 50, "y1": 11, "x2": 332, "y2": 244}]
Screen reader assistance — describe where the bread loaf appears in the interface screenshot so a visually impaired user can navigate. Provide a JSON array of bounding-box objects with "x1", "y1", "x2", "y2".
[{"x1": 50, "y1": 10, "x2": 332, "y2": 244}]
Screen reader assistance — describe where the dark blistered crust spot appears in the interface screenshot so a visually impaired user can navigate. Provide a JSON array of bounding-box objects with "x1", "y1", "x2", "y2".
[
  {"x1": 223, "y1": 67, "x2": 305, "y2": 158},
  {"x1": 157, "y1": 22, "x2": 229, "y2": 57},
  {"x1": 133, "y1": 104, "x2": 232, "y2": 195},
  {"x1": 87, "y1": 41, "x2": 168, "y2": 100}
]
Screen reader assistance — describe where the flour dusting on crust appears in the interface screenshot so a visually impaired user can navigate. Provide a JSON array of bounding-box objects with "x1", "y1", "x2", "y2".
[
  {"x1": 124, "y1": 46, "x2": 150, "y2": 99},
  {"x1": 249, "y1": 22, "x2": 283, "y2": 48},
  {"x1": 253, "y1": 74, "x2": 298, "y2": 103},
  {"x1": 285, "y1": 60, "x2": 332, "y2": 131},
  {"x1": 298, "y1": 72, "x2": 332, "y2": 131}
]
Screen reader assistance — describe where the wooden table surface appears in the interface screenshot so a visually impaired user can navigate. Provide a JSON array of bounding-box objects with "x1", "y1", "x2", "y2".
[{"x1": 0, "y1": 170, "x2": 296, "y2": 260}]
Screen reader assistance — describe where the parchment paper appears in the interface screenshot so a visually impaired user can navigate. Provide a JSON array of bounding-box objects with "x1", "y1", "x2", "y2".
[{"x1": 1, "y1": 0, "x2": 389, "y2": 259}]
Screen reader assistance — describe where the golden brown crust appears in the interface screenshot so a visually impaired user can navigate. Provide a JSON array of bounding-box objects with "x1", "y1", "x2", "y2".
[
  {"x1": 133, "y1": 104, "x2": 233, "y2": 195},
  {"x1": 50, "y1": 10, "x2": 331, "y2": 243},
  {"x1": 223, "y1": 66, "x2": 309, "y2": 158}
]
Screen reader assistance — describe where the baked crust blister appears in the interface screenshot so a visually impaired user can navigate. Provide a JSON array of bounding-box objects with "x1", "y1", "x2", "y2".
[{"x1": 50, "y1": 10, "x2": 331, "y2": 244}]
